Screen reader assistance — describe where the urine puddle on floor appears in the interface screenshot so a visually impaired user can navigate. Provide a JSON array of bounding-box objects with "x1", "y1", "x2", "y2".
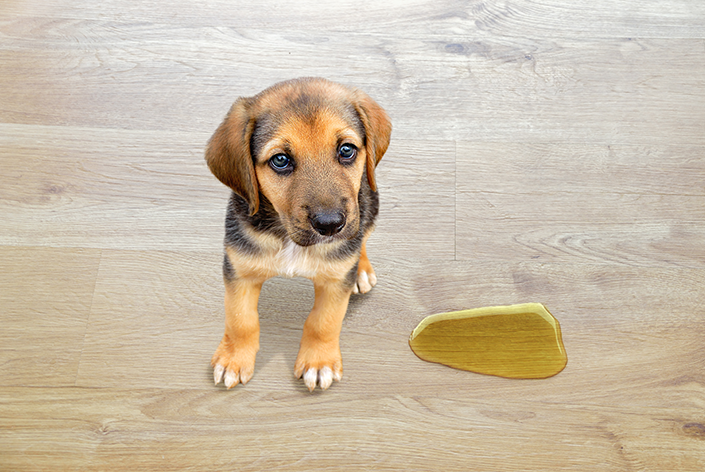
[{"x1": 409, "y1": 303, "x2": 567, "y2": 379}]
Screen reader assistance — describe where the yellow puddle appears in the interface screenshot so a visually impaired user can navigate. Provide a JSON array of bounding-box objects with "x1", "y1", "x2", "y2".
[{"x1": 409, "y1": 303, "x2": 567, "y2": 379}]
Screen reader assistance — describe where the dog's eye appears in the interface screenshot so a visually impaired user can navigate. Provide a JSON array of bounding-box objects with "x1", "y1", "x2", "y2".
[
  {"x1": 338, "y1": 144, "x2": 357, "y2": 162},
  {"x1": 269, "y1": 154, "x2": 292, "y2": 172}
]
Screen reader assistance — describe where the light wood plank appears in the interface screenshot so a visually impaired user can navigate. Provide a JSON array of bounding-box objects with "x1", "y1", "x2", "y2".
[
  {"x1": 374, "y1": 139, "x2": 456, "y2": 259},
  {"x1": 456, "y1": 143, "x2": 705, "y2": 266},
  {"x1": 0, "y1": 246, "x2": 101, "y2": 386},
  {"x1": 386, "y1": 37, "x2": 705, "y2": 144},
  {"x1": 1, "y1": 385, "x2": 703, "y2": 471},
  {"x1": 1, "y1": 17, "x2": 703, "y2": 144},
  {"x1": 75, "y1": 249, "x2": 225, "y2": 388},
  {"x1": 0, "y1": 123, "x2": 226, "y2": 250},
  {"x1": 3, "y1": 0, "x2": 704, "y2": 38}
]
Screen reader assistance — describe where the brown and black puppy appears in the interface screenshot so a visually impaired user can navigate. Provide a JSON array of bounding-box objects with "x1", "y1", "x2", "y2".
[{"x1": 206, "y1": 78, "x2": 391, "y2": 391}]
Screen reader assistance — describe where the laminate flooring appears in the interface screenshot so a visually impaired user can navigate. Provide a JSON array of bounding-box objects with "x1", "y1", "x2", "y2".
[{"x1": 1, "y1": 1, "x2": 704, "y2": 470}]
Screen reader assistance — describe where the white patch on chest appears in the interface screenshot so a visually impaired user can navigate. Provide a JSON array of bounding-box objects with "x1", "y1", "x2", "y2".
[{"x1": 275, "y1": 239, "x2": 318, "y2": 278}]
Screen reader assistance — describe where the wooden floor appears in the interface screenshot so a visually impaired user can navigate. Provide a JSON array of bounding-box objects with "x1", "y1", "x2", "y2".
[{"x1": 2, "y1": 1, "x2": 704, "y2": 470}]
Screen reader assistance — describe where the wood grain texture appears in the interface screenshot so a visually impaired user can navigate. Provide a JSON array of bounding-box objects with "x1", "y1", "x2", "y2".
[
  {"x1": 3, "y1": 0, "x2": 704, "y2": 37},
  {"x1": 1, "y1": 387, "x2": 702, "y2": 471},
  {"x1": 1, "y1": 16, "x2": 704, "y2": 143},
  {"x1": 0, "y1": 246, "x2": 102, "y2": 386},
  {"x1": 1, "y1": 0, "x2": 704, "y2": 470},
  {"x1": 456, "y1": 143, "x2": 705, "y2": 267}
]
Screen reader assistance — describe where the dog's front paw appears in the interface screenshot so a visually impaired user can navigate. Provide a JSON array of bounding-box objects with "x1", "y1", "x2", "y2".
[
  {"x1": 211, "y1": 334, "x2": 258, "y2": 389},
  {"x1": 353, "y1": 260, "x2": 377, "y2": 295},
  {"x1": 294, "y1": 341, "x2": 343, "y2": 392}
]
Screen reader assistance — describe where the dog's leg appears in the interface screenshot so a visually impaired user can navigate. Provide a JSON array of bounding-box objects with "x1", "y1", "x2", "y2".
[
  {"x1": 212, "y1": 276, "x2": 265, "y2": 388},
  {"x1": 294, "y1": 278, "x2": 352, "y2": 391},
  {"x1": 353, "y1": 231, "x2": 377, "y2": 294}
]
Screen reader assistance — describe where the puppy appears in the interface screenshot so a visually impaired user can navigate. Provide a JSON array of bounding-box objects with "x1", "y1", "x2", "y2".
[{"x1": 205, "y1": 78, "x2": 391, "y2": 391}]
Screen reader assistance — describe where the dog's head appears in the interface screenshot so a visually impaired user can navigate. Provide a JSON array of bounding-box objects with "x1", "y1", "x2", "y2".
[{"x1": 206, "y1": 78, "x2": 391, "y2": 246}]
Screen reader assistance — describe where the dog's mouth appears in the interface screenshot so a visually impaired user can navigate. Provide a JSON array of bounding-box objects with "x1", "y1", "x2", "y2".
[{"x1": 290, "y1": 232, "x2": 336, "y2": 247}]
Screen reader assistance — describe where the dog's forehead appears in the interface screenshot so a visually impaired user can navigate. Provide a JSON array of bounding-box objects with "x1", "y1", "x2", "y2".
[
  {"x1": 250, "y1": 86, "x2": 365, "y2": 160},
  {"x1": 255, "y1": 78, "x2": 353, "y2": 114}
]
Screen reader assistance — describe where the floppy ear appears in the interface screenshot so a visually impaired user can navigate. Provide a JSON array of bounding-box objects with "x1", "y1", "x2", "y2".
[
  {"x1": 205, "y1": 98, "x2": 260, "y2": 215},
  {"x1": 353, "y1": 91, "x2": 392, "y2": 192}
]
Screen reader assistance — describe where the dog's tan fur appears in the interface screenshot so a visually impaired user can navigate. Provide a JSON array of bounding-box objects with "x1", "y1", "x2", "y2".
[{"x1": 206, "y1": 78, "x2": 391, "y2": 391}]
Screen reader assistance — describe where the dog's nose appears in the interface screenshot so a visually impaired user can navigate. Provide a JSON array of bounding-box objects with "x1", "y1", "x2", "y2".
[{"x1": 310, "y1": 211, "x2": 346, "y2": 236}]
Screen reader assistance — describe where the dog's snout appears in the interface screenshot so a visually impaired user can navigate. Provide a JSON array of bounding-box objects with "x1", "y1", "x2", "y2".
[{"x1": 310, "y1": 211, "x2": 346, "y2": 236}]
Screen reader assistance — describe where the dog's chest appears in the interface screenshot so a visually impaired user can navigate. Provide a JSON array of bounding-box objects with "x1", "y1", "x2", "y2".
[{"x1": 274, "y1": 240, "x2": 319, "y2": 278}]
